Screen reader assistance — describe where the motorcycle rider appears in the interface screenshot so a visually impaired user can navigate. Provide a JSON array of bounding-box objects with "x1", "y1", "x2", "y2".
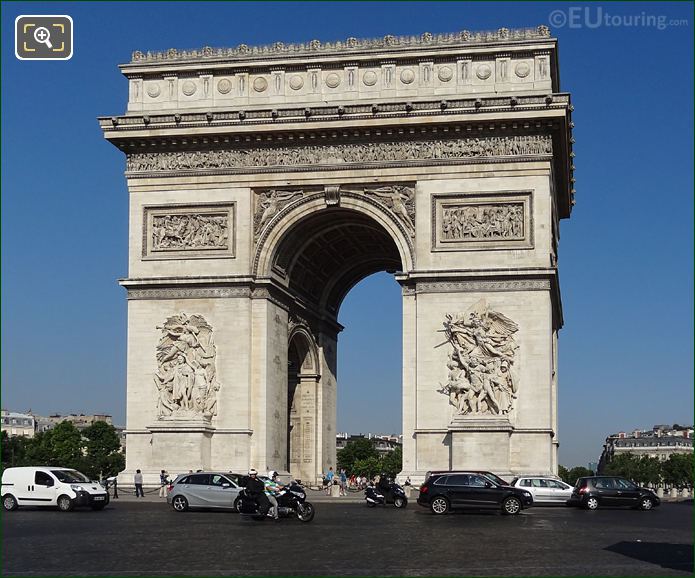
[
  {"x1": 245, "y1": 468, "x2": 271, "y2": 515},
  {"x1": 264, "y1": 470, "x2": 284, "y2": 520},
  {"x1": 377, "y1": 472, "x2": 391, "y2": 497}
]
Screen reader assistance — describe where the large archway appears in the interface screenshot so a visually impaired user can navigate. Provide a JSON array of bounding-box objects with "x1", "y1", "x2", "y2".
[{"x1": 269, "y1": 204, "x2": 406, "y2": 482}]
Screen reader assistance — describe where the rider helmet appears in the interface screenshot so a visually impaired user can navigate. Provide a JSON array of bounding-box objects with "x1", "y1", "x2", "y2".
[{"x1": 248, "y1": 468, "x2": 258, "y2": 476}]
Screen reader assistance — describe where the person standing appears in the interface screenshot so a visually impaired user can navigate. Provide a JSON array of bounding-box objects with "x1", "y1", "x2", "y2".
[
  {"x1": 134, "y1": 469, "x2": 144, "y2": 498},
  {"x1": 339, "y1": 469, "x2": 347, "y2": 496},
  {"x1": 159, "y1": 470, "x2": 169, "y2": 498}
]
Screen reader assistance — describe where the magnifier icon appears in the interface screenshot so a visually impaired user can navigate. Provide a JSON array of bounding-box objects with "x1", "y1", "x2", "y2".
[{"x1": 33, "y1": 26, "x2": 53, "y2": 49}]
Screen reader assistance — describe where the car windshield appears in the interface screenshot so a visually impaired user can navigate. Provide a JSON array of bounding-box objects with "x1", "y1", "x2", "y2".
[
  {"x1": 51, "y1": 470, "x2": 90, "y2": 483},
  {"x1": 483, "y1": 473, "x2": 508, "y2": 486}
]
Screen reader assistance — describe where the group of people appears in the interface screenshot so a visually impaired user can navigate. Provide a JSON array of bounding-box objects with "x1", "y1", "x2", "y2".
[{"x1": 322, "y1": 467, "x2": 409, "y2": 495}]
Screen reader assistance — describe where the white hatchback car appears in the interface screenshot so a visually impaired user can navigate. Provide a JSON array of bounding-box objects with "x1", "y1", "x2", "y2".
[
  {"x1": 510, "y1": 476, "x2": 573, "y2": 505},
  {"x1": 1, "y1": 467, "x2": 109, "y2": 512}
]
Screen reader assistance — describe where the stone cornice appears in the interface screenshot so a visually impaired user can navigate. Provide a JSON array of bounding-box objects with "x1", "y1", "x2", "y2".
[
  {"x1": 100, "y1": 94, "x2": 571, "y2": 135},
  {"x1": 125, "y1": 27, "x2": 553, "y2": 66}
]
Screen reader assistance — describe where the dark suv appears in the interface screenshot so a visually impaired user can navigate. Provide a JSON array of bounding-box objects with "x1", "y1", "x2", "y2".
[
  {"x1": 568, "y1": 476, "x2": 660, "y2": 511},
  {"x1": 417, "y1": 471, "x2": 533, "y2": 515}
]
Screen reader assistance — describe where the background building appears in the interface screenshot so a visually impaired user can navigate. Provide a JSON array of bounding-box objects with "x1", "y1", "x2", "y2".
[
  {"x1": 598, "y1": 424, "x2": 694, "y2": 472},
  {"x1": 1, "y1": 410, "x2": 36, "y2": 438},
  {"x1": 336, "y1": 432, "x2": 402, "y2": 456}
]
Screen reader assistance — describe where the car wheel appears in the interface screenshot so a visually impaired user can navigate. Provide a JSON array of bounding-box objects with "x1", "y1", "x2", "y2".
[
  {"x1": 57, "y1": 495, "x2": 74, "y2": 512},
  {"x1": 639, "y1": 497, "x2": 654, "y2": 511},
  {"x1": 430, "y1": 496, "x2": 449, "y2": 515},
  {"x1": 172, "y1": 495, "x2": 189, "y2": 512},
  {"x1": 2, "y1": 494, "x2": 18, "y2": 511},
  {"x1": 502, "y1": 496, "x2": 522, "y2": 515},
  {"x1": 394, "y1": 496, "x2": 407, "y2": 509},
  {"x1": 233, "y1": 496, "x2": 242, "y2": 513},
  {"x1": 584, "y1": 496, "x2": 599, "y2": 510}
]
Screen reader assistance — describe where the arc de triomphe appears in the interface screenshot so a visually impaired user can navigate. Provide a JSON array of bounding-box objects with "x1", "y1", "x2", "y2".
[{"x1": 101, "y1": 26, "x2": 574, "y2": 485}]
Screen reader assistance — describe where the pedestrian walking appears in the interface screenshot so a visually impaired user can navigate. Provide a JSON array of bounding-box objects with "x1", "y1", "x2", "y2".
[
  {"x1": 159, "y1": 470, "x2": 169, "y2": 498},
  {"x1": 134, "y1": 469, "x2": 144, "y2": 497},
  {"x1": 324, "y1": 467, "x2": 334, "y2": 495},
  {"x1": 112, "y1": 476, "x2": 119, "y2": 499}
]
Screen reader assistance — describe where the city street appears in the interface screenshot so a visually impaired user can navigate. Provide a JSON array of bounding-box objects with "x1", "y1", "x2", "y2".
[{"x1": 2, "y1": 497, "x2": 692, "y2": 576}]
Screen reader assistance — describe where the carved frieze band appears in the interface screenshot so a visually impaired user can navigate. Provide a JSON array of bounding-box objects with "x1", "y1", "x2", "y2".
[
  {"x1": 126, "y1": 135, "x2": 552, "y2": 174},
  {"x1": 432, "y1": 192, "x2": 533, "y2": 252},
  {"x1": 416, "y1": 279, "x2": 550, "y2": 293},
  {"x1": 127, "y1": 287, "x2": 251, "y2": 300},
  {"x1": 143, "y1": 203, "x2": 236, "y2": 260}
]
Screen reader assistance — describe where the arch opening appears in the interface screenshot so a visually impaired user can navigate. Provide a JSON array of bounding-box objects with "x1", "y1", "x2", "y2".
[{"x1": 273, "y1": 206, "x2": 406, "y2": 482}]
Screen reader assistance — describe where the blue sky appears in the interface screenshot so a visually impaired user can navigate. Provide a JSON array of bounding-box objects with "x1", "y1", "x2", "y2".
[{"x1": 2, "y1": 2, "x2": 693, "y2": 468}]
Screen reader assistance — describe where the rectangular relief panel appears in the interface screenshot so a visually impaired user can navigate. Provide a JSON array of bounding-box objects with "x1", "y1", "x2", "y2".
[
  {"x1": 432, "y1": 191, "x2": 533, "y2": 252},
  {"x1": 142, "y1": 202, "x2": 235, "y2": 260}
]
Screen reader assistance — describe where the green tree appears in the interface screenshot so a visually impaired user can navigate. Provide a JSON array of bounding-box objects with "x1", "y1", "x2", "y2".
[
  {"x1": 1, "y1": 431, "x2": 29, "y2": 470},
  {"x1": 634, "y1": 455, "x2": 662, "y2": 487},
  {"x1": 81, "y1": 421, "x2": 124, "y2": 480},
  {"x1": 24, "y1": 421, "x2": 84, "y2": 470},
  {"x1": 566, "y1": 466, "x2": 594, "y2": 485},
  {"x1": 558, "y1": 465, "x2": 570, "y2": 484},
  {"x1": 337, "y1": 438, "x2": 379, "y2": 474},
  {"x1": 662, "y1": 453, "x2": 694, "y2": 488},
  {"x1": 352, "y1": 456, "x2": 382, "y2": 480},
  {"x1": 605, "y1": 452, "x2": 640, "y2": 481},
  {"x1": 380, "y1": 447, "x2": 402, "y2": 478}
]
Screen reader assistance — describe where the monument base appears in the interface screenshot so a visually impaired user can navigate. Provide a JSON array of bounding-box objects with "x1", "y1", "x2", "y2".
[{"x1": 449, "y1": 415, "x2": 513, "y2": 476}]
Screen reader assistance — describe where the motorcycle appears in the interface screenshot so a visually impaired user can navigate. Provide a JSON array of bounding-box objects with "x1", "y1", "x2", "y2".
[
  {"x1": 365, "y1": 482, "x2": 408, "y2": 508},
  {"x1": 236, "y1": 480, "x2": 315, "y2": 522}
]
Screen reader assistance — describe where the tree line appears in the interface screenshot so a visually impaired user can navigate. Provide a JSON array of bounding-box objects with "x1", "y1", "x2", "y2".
[
  {"x1": 1, "y1": 421, "x2": 124, "y2": 480},
  {"x1": 336, "y1": 438, "x2": 402, "y2": 479},
  {"x1": 559, "y1": 452, "x2": 693, "y2": 488}
]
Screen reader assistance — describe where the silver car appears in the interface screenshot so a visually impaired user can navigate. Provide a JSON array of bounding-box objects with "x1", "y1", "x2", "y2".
[
  {"x1": 510, "y1": 476, "x2": 573, "y2": 504},
  {"x1": 167, "y1": 472, "x2": 243, "y2": 512}
]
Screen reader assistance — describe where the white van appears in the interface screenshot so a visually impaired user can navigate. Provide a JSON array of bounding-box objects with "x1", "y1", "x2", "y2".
[{"x1": 1, "y1": 467, "x2": 109, "y2": 511}]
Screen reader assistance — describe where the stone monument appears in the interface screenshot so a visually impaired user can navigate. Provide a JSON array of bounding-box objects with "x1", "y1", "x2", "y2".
[{"x1": 100, "y1": 26, "x2": 574, "y2": 485}]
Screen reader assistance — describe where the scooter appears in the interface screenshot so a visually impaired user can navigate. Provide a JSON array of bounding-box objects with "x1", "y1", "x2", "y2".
[
  {"x1": 237, "y1": 481, "x2": 315, "y2": 522},
  {"x1": 365, "y1": 482, "x2": 408, "y2": 508}
]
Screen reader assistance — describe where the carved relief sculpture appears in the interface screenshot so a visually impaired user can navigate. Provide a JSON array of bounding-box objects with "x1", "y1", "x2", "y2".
[
  {"x1": 152, "y1": 213, "x2": 229, "y2": 251},
  {"x1": 154, "y1": 313, "x2": 220, "y2": 419},
  {"x1": 438, "y1": 299, "x2": 519, "y2": 417},
  {"x1": 126, "y1": 135, "x2": 552, "y2": 172},
  {"x1": 254, "y1": 189, "x2": 305, "y2": 240},
  {"x1": 366, "y1": 185, "x2": 415, "y2": 235},
  {"x1": 442, "y1": 203, "x2": 523, "y2": 241}
]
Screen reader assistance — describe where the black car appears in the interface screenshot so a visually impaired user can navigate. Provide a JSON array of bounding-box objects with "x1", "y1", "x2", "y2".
[
  {"x1": 568, "y1": 476, "x2": 660, "y2": 511},
  {"x1": 417, "y1": 471, "x2": 533, "y2": 515}
]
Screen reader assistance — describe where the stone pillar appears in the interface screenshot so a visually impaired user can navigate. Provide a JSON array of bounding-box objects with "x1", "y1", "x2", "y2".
[
  {"x1": 250, "y1": 297, "x2": 289, "y2": 474},
  {"x1": 399, "y1": 284, "x2": 417, "y2": 481}
]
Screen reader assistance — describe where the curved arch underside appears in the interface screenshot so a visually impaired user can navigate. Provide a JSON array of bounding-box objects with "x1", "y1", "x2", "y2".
[{"x1": 273, "y1": 208, "x2": 403, "y2": 314}]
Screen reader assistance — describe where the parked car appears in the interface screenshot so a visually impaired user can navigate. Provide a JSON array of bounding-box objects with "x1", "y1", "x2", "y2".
[
  {"x1": 510, "y1": 476, "x2": 573, "y2": 504},
  {"x1": 167, "y1": 471, "x2": 244, "y2": 512},
  {"x1": 425, "y1": 470, "x2": 510, "y2": 486},
  {"x1": 567, "y1": 476, "x2": 660, "y2": 511},
  {"x1": 1, "y1": 466, "x2": 109, "y2": 512},
  {"x1": 417, "y1": 471, "x2": 533, "y2": 515}
]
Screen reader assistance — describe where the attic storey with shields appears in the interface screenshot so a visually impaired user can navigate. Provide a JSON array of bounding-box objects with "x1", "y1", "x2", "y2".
[{"x1": 100, "y1": 26, "x2": 574, "y2": 485}]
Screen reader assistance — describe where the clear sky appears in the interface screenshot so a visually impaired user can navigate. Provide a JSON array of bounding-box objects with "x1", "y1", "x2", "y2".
[{"x1": 2, "y1": 1, "x2": 693, "y2": 468}]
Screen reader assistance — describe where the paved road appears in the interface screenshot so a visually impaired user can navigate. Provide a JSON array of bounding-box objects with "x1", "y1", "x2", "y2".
[{"x1": 3, "y1": 498, "x2": 692, "y2": 576}]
